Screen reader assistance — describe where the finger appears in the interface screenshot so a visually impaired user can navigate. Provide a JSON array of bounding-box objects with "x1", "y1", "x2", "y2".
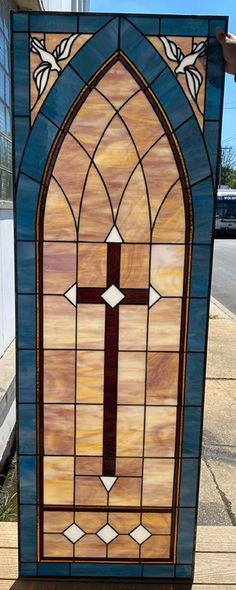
[
  {"x1": 216, "y1": 28, "x2": 226, "y2": 45},
  {"x1": 226, "y1": 31, "x2": 236, "y2": 40},
  {"x1": 225, "y1": 62, "x2": 236, "y2": 74}
]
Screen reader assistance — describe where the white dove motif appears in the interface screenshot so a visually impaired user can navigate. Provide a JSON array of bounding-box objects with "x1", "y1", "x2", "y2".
[
  {"x1": 31, "y1": 34, "x2": 79, "y2": 97},
  {"x1": 160, "y1": 36, "x2": 207, "y2": 102}
]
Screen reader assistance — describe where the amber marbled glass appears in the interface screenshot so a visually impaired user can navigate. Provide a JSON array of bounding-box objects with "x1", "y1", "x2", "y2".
[{"x1": 39, "y1": 53, "x2": 189, "y2": 565}]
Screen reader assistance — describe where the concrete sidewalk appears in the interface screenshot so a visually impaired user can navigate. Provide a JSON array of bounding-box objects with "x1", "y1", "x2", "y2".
[{"x1": 198, "y1": 299, "x2": 236, "y2": 526}]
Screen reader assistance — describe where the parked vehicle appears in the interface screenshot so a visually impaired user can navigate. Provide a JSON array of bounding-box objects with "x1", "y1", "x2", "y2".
[{"x1": 215, "y1": 186, "x2": 236, "y2": 234}]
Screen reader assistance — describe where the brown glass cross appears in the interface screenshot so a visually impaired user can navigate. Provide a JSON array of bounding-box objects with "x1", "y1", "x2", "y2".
[{"x1": 77, "y1": 243, "x2": 149, "y2": 476}]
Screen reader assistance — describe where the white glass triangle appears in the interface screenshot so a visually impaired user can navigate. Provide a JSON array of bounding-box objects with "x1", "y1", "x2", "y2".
[
  {"x1": 101, "y1": 284, "x2": 125, "y2": 308},
  {"x1": 106, "y1": 226, "x2": 123, "y2": 243},
  {"x1": 149, "y1": 285, "x2": 161, "y2": 308},
  {"x1": 130, "y1": 525, "x2": 151, "y2": 545},
  {"x1": 64, "y1": 283, "x2": 77, "y2": 306},
  {"x1": 97, "y1": 524, "x2": 118, "y2": 544},
  {"x1": 100, "y1": 476, "x2": 117, "y2": 492},
  {"x1": 63, "y1": 523, "x2": 85, "y2": 543}
]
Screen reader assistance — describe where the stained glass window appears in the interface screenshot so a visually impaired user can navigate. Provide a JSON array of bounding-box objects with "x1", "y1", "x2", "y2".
[{"x1": 13, "y1": 11, "x2": 226, "y2": 581}]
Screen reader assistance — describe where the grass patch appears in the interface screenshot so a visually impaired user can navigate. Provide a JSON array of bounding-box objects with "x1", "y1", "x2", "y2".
[{"x1": 0, "y1": 455, "x2": 17, "y2": 521}]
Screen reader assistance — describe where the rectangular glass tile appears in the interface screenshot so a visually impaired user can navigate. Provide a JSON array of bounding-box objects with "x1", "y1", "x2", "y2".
[
  {"x1": 185, "y1": 352, "x2": 205, "y2": 406},
  {"x1": 190, "y1": 245, "x2": 211, "y2": 297},
  {"x1": 12, "y1": 12, "x2": 28, "y2": 31},
  {"x1": 17, "y1": 294, "x2": 36, "y2": 349},
  {"x1": 160, "y1": 17, "x2": 209, "y2": 36},
  {"x1": 187, "y1": 298, "x2": 208, "y2": 352},
  {"x1": 19, "y1": 456, "x2": 36, "y2": 504},
  {"x1": 19, "y1": 505, "x2": 36, "y2": 562},
  {"x1": 18, "y1": 404, "x2": 36, "y2": 454},
  {"x1": 182, "y1": 407, "x2": 202, "y2": 457},
  {"x1": 18, "y1": 350, "x2": 36, "y2": 403},
  {"x1": 12, "y1": 33, "x2": 29, "y2": 116},
  {"x1": 79, "y1": 15, "x2": 113, "y2": 33},
  {"x1": 16, "y1": 241, "x2": 35, "y2": 293},
  {"x1": 177, "y1": 508, "x2": 196, "y2": 563},
  {"x1": 30, "y1": 14, "x2": 77, "y2": 32},
  {"x1": 15, "y1": 174, "x2": 40, "y2": 241}
]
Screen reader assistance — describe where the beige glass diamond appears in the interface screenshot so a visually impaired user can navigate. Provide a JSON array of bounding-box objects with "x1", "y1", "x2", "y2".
[
  {"x1": 63, "y1": 523, "x2": 85, "y2": 543},
  {"x1": 130, "y1": 525, "x2": 151, "y2": 545},
  {"x1": 101, "y1": 284, "x2": 125, "y2": 308},
  {"x1": 97, "y1": 524, "x2": 118, "y2": 544}
]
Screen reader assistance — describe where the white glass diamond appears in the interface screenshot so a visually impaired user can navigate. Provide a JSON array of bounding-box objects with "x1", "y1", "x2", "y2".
[
  {"x1": 106, "y1": 226, "x2": 123, "y2": 243},
  {"x1": 101, "y1": 284, "x2": 125, "y2": 308},
  {"x1": 64, "y1": 283, "x2": 77, "y2": 306},
  {"x1": 97, "y1": 524, "x2": 118, "y2": 544},
  {"x1": 149, "y1": 285, "x2": 161, "y2": 308},
  {"x1": 100, "y1": 476, "x2": 117, "y2": 492},
  {"x1": 130, "y1": 525, "x2": 151, "y2": 545},
  {"x1": 63, "y1": 523, "x2": 85, "y2": 543}
]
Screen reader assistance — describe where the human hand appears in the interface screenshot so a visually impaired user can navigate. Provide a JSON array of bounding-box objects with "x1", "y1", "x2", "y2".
[{"x1": 216, "y1": 28, "x2": 236, "y2": 74}]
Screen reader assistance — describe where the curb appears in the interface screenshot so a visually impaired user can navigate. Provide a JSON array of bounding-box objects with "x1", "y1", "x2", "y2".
[{"x1": 210, "y1": 296, "x2": 236, "y2": 322}]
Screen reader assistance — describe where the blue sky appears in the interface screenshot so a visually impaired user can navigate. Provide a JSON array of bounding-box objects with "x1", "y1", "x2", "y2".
[{"x1": 90, "y1": 0, "x2": 236, "y2": 148}]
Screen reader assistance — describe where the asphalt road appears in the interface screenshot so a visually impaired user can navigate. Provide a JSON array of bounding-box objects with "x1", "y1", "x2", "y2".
[{"x1": 211, "y1": 239, "x2": 236, "y2": 315}]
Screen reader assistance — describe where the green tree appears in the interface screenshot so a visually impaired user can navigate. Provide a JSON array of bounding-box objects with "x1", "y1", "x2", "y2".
[{"x1": 221, "y1": 146, "x2": 236, "y2": 188}]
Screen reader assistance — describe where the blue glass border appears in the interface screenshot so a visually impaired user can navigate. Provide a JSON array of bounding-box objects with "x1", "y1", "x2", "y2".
[{"x1": 12, "y1": 12, "x2": 226, "y2": 580}]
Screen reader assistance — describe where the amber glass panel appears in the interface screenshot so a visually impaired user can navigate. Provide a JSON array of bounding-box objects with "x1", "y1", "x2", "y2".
[
  {"x1": 44, "y1": 296, "x2": 76, "y2": 349},
  {"x1": 44, "y1": 534, "x2": 73, "y2": 558},
  {"x1": 44, "y1": 457, "x2": 74, "y2": 505},
  {"x1": 116, "y1": 457, "x2": 143, "y2": 476},
  {"x1": 120, "y1": 90, "x2": 164, "y2": 156},
  {"x1": 109, "y1": 511, "x2": 140, "y2": 533},
  {"x1": 148, "y1": 299, "x2": 182, "y2": 351},
  {"x1": 117, "y1": 406, "x2": 144, "y2": 457},
  {"x1": 152, "y1": 179, "x2": 186, "y2": 243},
  {"x1": 141, "y1": 535, "x2": 171, "y2": 559},
  {"x1": 96, "y1": 61, "x2": 139, "y2": 108},
  {"x1": 119, "y1": 305, "x2": 147, "y2": 351},
  {"x1": 108, "y1": 535, "x2": 139, "y2": 558},
  {"x1": 75, "y1": 476, "x2": 107, "y2": 506},
  {"x1": 75, "y1": 535, "x2": 106, "y2": 558},
  {"x1": 144, "y1": 407, "x2": 176, "y2": 457},
  {"x1": 117, "y1": 351, "x2": 146, "y2": 404},
  {"x1": 44, "y1": 350, "x2": 75, "y2": 403},
  {"x1": 76, "y1": 405, "x2": 103, "y2": 456},
  {"x1": 142, "y1": 137, "x2": 179, "y2": 224},
  {"x1": 75, "y1": 511, "x2": 107, "y2": 532},
  {"x1": 43, "y1": 242, "x2": 76, "y2": 294},
  {"x1": 142, "y1": 512, "x2": 172, "y2": 535},
  {"x1": 78, "y1": 244, "x2": 107, "y2": 287},
  {"x1": 75, "y1": 457, "x2": 103, "y2": 476},
  {"x1": 120, "y1": 244, "x2": 149, "y2": 288},
  {"x1": 44, "y1": 178, "x2": 76, "y2": 241},
  {"x1": 53, "y1": 134, "x2": 91, "y2": 221},
  {"x1": 116, "y1": 166, "x2": 150, "y2": 243},
  {"x1": 151, "y1": 244, "x2": 185, "y2": 296},
  {"x1": 142, "y1": 459, "x2": 174, "y2": 507},
  {"x1": 94, "y1": 115, "x2": 138, "y2": 215},
  {"x1": 146, "y1": 352, "x2": 179, "y2": 405},
  {"x1": 77, "y1": 304, "x2": 105, "y2": 350},
  {"x1": 70, "y1": 89, "x2": 114, "y2": 156},
  {"x1": 77, "y1": 351, "x2": 104, "y2": 403},
  {"x1": 108, "y1": 477, "x2": 142, "y2": 507},
  {"x1": 44, "y1": 511, "x2": 74, "y2": 533},
  {"x1": 78, "y1": 165, "x2": 113, "y2": 241},
  {"x1": 44, "y1": 404, "x2": 74, "y2": 455}
]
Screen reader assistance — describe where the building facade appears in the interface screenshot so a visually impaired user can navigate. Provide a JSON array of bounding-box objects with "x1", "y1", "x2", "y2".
[{"x1": 0, "y1": 0, "x2": 89, "y2": 468}]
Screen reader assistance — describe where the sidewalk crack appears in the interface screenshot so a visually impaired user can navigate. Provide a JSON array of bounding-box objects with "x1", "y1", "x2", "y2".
[{"x1": 203, "y1": 456, "x2": 236, "y2": 526}]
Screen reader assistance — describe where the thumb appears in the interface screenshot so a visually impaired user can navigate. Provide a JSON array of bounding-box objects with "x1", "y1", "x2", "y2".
[{"x1": 216, "y1": 28, "x2": 226, "y2": 46}]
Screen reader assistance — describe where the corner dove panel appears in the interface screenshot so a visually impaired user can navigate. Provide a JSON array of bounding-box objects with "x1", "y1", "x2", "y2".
[{"x1": 13, "y1": 11, "x2": 227, "y2": 582}]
